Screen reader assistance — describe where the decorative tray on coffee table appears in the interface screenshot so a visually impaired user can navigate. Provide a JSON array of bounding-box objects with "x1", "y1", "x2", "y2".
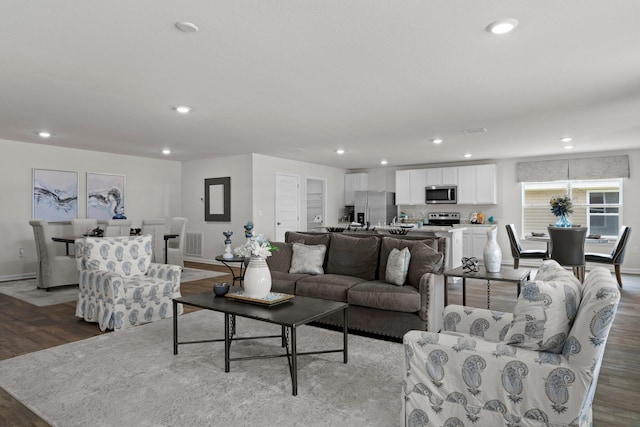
[{"x1": 225, "y1": 291, "x2": 294, "y2": 306}]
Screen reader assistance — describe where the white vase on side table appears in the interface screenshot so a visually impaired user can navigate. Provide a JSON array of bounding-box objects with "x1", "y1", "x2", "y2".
[
  {"x1": 243, "y1": 255, "x2": 272, "y2": 298},
  {"x1": 483, "y1": 225, "x2": 502, "y2": 272}
]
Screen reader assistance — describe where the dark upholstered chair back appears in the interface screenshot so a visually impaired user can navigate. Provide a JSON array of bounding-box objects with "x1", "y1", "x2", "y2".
[
  {"x1": 611, "y1": 226, "x2": 632, "y2": 264},
  {"x1": 547, "y1": 226, "x2": 587, "y2": 267},
  {"x1": 506, "y1": 224, "x2": 522, "y2": 257}
]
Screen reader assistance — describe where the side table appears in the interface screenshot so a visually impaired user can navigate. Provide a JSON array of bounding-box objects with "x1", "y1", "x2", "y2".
[
  {"x1": 443, "y1": 266, "x2": 531, "y2": 309},
  {"x1": 215, "y1": 255, "x2": 247, "y2": 286}
]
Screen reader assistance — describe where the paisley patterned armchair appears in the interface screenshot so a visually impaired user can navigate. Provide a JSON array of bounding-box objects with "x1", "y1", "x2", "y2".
[
  {"x1": 74, "y1": 234, "x2": 183, "y2": 331},
  {"x1": 402, "y1": 264, "x2": 620, "y2": 427}
]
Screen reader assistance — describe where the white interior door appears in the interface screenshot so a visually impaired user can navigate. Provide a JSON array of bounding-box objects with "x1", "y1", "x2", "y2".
[{"x1": 275, "y1": 173, "x2": 300, "y2": 242}]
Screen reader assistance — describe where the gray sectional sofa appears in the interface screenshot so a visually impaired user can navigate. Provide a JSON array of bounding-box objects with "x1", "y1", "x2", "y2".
[{"x1": 266, "y1": 231, "x2": 448, "y2": 339}]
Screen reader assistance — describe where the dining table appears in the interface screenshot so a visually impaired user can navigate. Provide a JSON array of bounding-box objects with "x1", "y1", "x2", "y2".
[{"x1": 524, "y1": 232, "x2": 610, "y2": 254}]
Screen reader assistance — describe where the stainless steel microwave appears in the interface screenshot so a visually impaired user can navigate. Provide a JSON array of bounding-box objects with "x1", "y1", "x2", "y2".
[{"x1": 425, "y1": 185, "x2": 457, "y2": 204}]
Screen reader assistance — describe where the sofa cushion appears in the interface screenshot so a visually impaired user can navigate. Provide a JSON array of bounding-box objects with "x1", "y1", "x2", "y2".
[
  {"x1": 270, "y1": 270, "x2": 309, "y2": 295},
  {"x1": 285, "y1": 231, "x2": 330, "y2": 248},
  {"x1": 266, "y1": 242, "x2": 293, "y2": 273},
  {"x1": 325, "y1": 233, "x2": 380, "y2": 280},
  {"x1": 505, "y1": 273, "x2": 582, "y2": 353},
  {"x1": 407, "y1": 243, "x2": 443, "y2": 289},
  {"x1": 385, "y1": 247, "x2": 411, "y2": 286},
  {"x1": 289, "y1": 243, "x2": 326, "y2": 275},
  {"x1": 379, "y1": 236, "x2": 438, "y2": 280},
  {"x1": 348, "y1": 280, "x2": 421, "y2": 313},
  {"x1": 295, "y1": 274, "x2": 367, "y2": 302}
]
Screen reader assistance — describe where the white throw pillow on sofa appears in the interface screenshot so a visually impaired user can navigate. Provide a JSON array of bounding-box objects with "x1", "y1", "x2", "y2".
[
  {"x1": 289, "y1": 243, "x2": 326, "y2": 275},
  {"x1": 385, "y1": 247, "x2": 411, "y2": 286}
]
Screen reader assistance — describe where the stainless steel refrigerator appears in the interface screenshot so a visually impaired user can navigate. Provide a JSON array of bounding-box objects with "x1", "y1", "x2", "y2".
[{"x1": 354, "y1": 191, "x2": 396, "y2": 225}]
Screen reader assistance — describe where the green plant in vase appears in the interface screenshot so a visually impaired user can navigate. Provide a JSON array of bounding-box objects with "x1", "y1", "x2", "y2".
[{"x1": 550, "y1": 195, "x2": 574, "y2": 227}]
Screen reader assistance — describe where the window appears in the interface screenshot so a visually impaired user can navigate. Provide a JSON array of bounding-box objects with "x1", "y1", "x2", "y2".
[{"x1": 521, "y1": 179, "x2": 622, "y2": 238}]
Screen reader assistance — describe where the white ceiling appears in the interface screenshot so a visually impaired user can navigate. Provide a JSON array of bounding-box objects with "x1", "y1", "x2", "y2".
[{"x1": 2, "y1": 1, "x2": 640, "y2": 169}]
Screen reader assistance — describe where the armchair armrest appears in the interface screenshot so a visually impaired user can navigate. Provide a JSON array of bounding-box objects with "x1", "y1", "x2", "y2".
[
  {"x1": 403, "y1": 330, "x2": 592, "y2": 425},
  {"x1": 442, "y1": 305, "x2": 513, "y2": 342}
]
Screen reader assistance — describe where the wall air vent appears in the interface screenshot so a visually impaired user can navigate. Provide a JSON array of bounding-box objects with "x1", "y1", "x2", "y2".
[{"x1": 185, "y1": 232, "x2": 203, "y2": 257}]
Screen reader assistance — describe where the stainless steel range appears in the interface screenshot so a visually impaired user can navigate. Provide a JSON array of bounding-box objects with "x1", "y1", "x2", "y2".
[{"x1": 427, "y1": 212, "x2": 461, "y2": 226}]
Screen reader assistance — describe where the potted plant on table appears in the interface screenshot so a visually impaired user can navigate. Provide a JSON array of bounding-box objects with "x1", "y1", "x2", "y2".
[
  {"x1": 550, "y1": 195, "x2": 574, "y2": 227},
  {"x1": 234, "y1": 234, "x2": 278, "y2": 298}
]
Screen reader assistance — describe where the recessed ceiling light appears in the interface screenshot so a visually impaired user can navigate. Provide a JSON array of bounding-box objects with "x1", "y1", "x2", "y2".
[
  {"x1": 564, "y1": 145, "x2": 574, "y2": 150},
  {"x1": 174, "y1": 106, "x2": 192, "y2": 114},
  {"x1": 336, "y1": 149, "x2": 345, "y2": 154},
  {"x1": 380, "y1": 160, "x2": 388, "y2": 165},
  {"x1": 37, "y1": 131, "x2": 51, "y2": 138},
  {"x1": 486, "y1": 18, "x2": 519, "y2": 35},
  {"x1": 175, "y1": 21, "x2": 199, "y2": 33},
  {"x1": 561, "y1": 137, "x2": 573, "y2": 143},
  {"x1": 464, "y1": 153, "x2": 472, "y2": 158},
  {"x1": 162, "y1": 149, "x2": 171, "y2": 155},
  {"x1": 432, "y1": 138, "x2": 443, "y2": 144}
]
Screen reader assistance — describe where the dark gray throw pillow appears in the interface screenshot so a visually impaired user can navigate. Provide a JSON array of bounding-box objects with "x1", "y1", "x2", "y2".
[{"x1": 407, "y1": 243, "x2": 443, "y2": 289}]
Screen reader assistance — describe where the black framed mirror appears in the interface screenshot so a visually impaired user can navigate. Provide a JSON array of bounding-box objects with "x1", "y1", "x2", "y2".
[{"x1": 204, "y1": 177, "x2": 230, "y2": 222}]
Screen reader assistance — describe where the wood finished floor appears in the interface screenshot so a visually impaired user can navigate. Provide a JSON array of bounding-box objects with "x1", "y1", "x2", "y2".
[{"x1": 0, "y1": 262, "x2": 639, "y2": 426}]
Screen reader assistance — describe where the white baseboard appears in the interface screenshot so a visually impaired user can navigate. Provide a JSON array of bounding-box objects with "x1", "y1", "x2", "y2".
[{"x1": 0, "y1": 273, "x2": 37, "y2": 283}]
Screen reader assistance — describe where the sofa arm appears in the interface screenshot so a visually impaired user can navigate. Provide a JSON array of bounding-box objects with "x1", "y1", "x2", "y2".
[
  {"x1": 442, "y1": 305, "x2": 513, "y2": 342},
  {"x1": 78, "y1": 270, "x2": 126, "y2": 300},
  {"x1": 418, "y1": 273, "x2": 445, "y2": 332},
  {"x1": 403, "y1": 330, "x2": 592, "y2": 425}
]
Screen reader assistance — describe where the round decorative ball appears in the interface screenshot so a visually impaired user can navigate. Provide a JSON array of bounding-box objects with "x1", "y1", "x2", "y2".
[{"x1": 213, "y1": 282, "x2": 230, "y2": 296}]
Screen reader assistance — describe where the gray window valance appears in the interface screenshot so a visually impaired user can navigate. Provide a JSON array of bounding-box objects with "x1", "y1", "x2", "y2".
[{"x1": 517, "y1": 155, "x2": 629, "y2": 182}]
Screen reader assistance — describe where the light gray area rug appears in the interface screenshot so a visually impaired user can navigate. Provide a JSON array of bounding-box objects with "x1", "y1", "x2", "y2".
[
  {"x1": 0, "y1": 268, "x2": 226, "y2": 307},
  {"x1": 0, "y1": 310, "x2": 404, "y2": 426}
]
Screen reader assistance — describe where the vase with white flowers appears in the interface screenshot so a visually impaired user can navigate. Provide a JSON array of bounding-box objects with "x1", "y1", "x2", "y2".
[{"x1": 234, "y1": 234, "x2": 278, "y2": 299}]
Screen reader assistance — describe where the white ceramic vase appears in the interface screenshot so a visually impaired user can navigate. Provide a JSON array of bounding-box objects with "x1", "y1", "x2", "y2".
[
  {"x1": 483, "y1": 225, "x2": 502, "y2": 272},
  {"x1": 243, "y1": 255, "x2": 272, "y2": 299}
]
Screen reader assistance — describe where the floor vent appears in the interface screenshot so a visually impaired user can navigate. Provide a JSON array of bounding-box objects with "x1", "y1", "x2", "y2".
[{"x1": 185, "y1": 232, "x2": 203, "y2": 257}]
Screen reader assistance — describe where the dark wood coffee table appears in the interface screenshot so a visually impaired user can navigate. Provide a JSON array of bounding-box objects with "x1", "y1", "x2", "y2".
[
  {"x1": 172, "y1": 289, "x2": 348, "y2": 395},
  {"x1": 444, "y1": 266, "x2": 531, "y2": 309}
]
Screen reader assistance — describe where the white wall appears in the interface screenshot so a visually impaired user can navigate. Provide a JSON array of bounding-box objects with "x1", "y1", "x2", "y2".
[
  {"x1": 0, "y1": 138, "x2": 182, "y2": 280},
  {"x1": 179, "y1": 153, "x2": 346, "y2": 262},
  {"x1": 251, "y1": 153, "x2": 346, "y2": 241},
  {"x1": 358, "y1": 149, "x2": 640, "y2": 273}
]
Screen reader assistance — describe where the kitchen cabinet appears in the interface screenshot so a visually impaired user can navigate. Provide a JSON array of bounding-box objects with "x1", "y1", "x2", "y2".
[
  {"x1": 457, "y1": 164, "x2": 497, "y2": 205},
  {"x1": 455, "y1": 225, "x2": 492, "y2": 260},
  {"x1": 424, "y1": 167, "x2": 457, "y2": 186},
  {"x1": 395, "y1": 169, "x2": 425, "y2": 205},
  {"x1": 442, "y1": 167, "x2": 458, "y2": 185},
  {"x1": 344, "y1": 173, "x2": 368, "y2": 205}
]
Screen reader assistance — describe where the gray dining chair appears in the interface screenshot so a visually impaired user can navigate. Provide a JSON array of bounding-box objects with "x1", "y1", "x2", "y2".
[
  {"x1": 586, "y1": 226, "x2": 632, "y2": 287},
  {"x1": 29, "y1": 220, "x2": 78, "y2": 290},
  {"x1": 547, "y1": 226, "x2": 588, "y2": 282},
  {"x1": 505, "y1": 224, "x2": 548, "y2": 268}
]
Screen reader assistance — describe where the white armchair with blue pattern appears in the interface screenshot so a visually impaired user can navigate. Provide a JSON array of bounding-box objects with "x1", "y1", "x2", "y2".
[
  {"x1": 402, "y1": 261, "x2": 620, "y2": 427},
  {"x1": 74, "y1": 234, "x2": 183, "y2": 331}
]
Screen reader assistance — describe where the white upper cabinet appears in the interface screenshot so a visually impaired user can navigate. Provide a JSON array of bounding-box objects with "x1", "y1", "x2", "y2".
[
  {"x1": 425, "y1": 168, "x2": 442, "y2": 186},
  {"x1": 344, "y1": 173, "x2": 368, "y2": 205},
  {"x1": 442, "y1": 167, "x2": 458, "y2": 185},
  {"x1": 395, "y1": 170, "x2": 412, "y2": 205},
  {"x1": 457, "y1": 164, "x2": 497, "y2": 205},
  {"x1": 396, "y1": 164, "x2": 496, "y2": 206},
  {"x1": 395, "y1": 169, "x2": 426, "y2": 205}
]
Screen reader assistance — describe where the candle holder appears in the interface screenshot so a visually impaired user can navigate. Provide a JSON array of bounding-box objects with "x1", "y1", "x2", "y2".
[
  {"x1": 222, "y1": 230, "x2": 234, "y2": 259},
  {"x1": 244, "y1": 221, "x2": 254, "y2": 239}
]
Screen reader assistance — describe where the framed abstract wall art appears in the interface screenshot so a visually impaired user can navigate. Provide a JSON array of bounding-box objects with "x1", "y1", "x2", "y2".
[
  {"x1": 87, "y1": 172, "x2": 125, "y2": 220},
  {"x1": 204, "y1": 177, "x2": 231, "y2": 222},
  {"x1": 32, "y1": 168, "x2": 79, "y2": 222}
]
